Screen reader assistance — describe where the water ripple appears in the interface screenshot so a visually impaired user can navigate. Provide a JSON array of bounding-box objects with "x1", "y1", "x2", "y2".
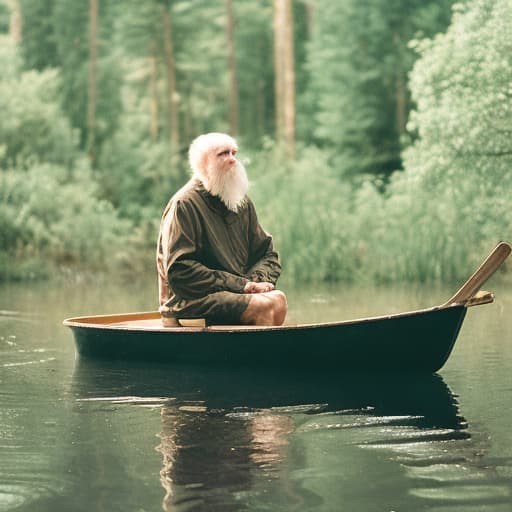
[
  {"x1": 2, "y1": 357, "x2": 57, "y2": 368},
  {"x1": 76, "y1": 395, "x2": 177, "y2": 407}
]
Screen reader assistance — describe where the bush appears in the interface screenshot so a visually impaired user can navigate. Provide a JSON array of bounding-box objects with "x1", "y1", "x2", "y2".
[
  {"x1": 0, "y1": 36, "x2": 130, "y2": 282},
  {"x1": 0, "y1": 162, "x2": 129, "y2": 281},
  {"x1": 395, "y1": 0, "x2": 512, "y2": 279},
  {"x1": 247, "y1": 145, "x2": 364, "y2": 283},
  {"x1": 0, "y1": 36, "x2": 77, "y2": 168}
]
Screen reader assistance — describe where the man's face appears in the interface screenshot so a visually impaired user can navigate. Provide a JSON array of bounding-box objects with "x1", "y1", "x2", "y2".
[{"x1": 213, "y1": 146, "x2": 238, "y2": 173}]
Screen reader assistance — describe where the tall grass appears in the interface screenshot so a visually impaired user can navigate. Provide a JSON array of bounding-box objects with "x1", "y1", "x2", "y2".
[
  {"x1": 2, "y1": 143, "x2": 508, "y2": 285},
  {"x1": 248, "y1": 145, "x2": 510, "y2": 285},
  {"x1": 248, "y1": 146, "x2": 362, "y2": 283}
]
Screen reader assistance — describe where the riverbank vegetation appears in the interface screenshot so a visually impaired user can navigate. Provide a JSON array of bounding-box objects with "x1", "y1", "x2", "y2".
[{"x1": 1, "y1": 0, "x2": 510, "y2": 284}]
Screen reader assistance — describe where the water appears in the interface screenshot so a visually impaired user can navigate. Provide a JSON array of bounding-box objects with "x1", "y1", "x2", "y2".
[{"x1": 1, "y1": 276, "x2": 511, "y2": 511}]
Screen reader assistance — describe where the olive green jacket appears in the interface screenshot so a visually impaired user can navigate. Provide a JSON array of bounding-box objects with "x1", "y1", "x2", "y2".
[{"x1": 157, "y1": 179, "x2": 281, "y2": 316}]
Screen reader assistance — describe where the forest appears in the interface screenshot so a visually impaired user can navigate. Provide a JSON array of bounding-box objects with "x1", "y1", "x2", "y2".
[{"x1": 0, "y1": 0, "x2": 510, "y2": 284}]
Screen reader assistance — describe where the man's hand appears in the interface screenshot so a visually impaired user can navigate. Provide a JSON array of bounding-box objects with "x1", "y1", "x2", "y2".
[{"x1": 243, "y1": 281, "x2": 275, "y2": 294}]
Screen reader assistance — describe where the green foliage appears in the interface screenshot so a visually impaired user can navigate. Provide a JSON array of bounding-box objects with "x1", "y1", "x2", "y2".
[
  {"x1": 0, "y1": 1, "x2": 9, "y2": 33},
  {"x1": 231, "y1": 1, "x2": 309, "y2": 142},
  {"x1": 232, "y1": 0, "x2": 275, "y2": 140},
  {"x1": 173, "y1": 1, "x2": 231, "y2": 138},
  {"x1": 248, "y1": 145, "x2": 363, "y2": 283},
  {"x1": 250, "y1": 0, "x2": 511, "y2": 285},
  {"x1": 19, "y1": 0, "x2": 59, "y2": 70},
  {"x1": 0, "y1": 162, "x2": 129, "y2": 281},
  {"x1": 2, "y1": 0, "x2": 510, "y2": 286},
  {"x1": 301, "y1": 0, "x2": 456, "y2": 178},
  {"x1": 396, "y1": 0, "x2": 512, "y2": 277},
  {"x1": 0, "y1": 36, "x2": 129, "y2": 282},
  {"x1": 113, "y1": 0, "x2": 233, "y2": 146},
  {"x1": 112, "y1": 0, "x2": 163, "y2": 59},
  {"x1": 51, "y1": 0, "x2": 123, "y2": 151},
  {"x1": 110, "y1": 0, "x2": 309, "y2": 148},
  {"x1": 0, "y1": 35, "x2": 77, "y2": 168},
  {"x1": 97, "y1": 84, "x2": 182, "y2": 221}
]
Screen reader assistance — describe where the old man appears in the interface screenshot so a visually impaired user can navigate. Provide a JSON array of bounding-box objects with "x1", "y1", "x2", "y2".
[{"x1": 157, "y1": 133, "x2": 287, "y2": 326}]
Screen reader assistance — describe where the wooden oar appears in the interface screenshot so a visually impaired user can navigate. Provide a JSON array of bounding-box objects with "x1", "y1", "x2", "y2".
[{"x1": 442, "y1": 241, "x2": 511, "y2": 307}]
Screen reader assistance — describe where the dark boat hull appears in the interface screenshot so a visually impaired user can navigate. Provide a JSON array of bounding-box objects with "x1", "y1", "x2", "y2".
[{"x1": 68, "y1": 305, "x2": 467, "y2": 372}]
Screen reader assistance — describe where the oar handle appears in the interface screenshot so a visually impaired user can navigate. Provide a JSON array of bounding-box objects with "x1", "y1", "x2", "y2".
[{"x1": 442, "y1": 241, "x2": 511, "y2": 307}]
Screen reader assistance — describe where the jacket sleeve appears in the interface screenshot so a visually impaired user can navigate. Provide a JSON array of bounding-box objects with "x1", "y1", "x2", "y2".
[
  {"x1": 164, "y1": 199, "x2": 248, "y2": 299},
  {"x1": 245, "y1": 200, "x2": 282, "y2": 284}
]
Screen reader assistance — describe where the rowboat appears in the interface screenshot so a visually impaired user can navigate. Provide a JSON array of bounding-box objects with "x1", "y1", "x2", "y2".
[{"x1": 64, "y1": 242, "x2": 510, "y2": 372}]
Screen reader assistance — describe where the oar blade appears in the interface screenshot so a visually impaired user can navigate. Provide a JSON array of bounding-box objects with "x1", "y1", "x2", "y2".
[{"x1": 443, "y1": 241, "x2": 511, "y2": 307}]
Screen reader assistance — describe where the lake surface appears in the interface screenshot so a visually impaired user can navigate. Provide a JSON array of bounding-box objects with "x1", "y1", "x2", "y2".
[{"x1": 1, "y1": 276, "x2": 511, "y2": 511}]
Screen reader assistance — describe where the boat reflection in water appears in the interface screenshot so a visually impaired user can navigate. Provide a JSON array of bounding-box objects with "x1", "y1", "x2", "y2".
[{"x1": 71, "y1": 359, "x2": 481, "y2": 511}]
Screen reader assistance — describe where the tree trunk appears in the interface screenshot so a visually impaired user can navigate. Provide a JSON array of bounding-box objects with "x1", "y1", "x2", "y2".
[
  {"x1": 282, "y1": 0, "x2": 295, "y2": 158},
  {"x1": 256, "y1": 77, "x2": 265, "y2": 139},
  {"x1": 149, "y1": 41, "x2": 159, "y2": 141},
  {"x1": 86, "y1": 0, "x2": 99, "y2": 166},
  {"x1": 161, "y1": 3, "x2": 180, "y2": 154},
  {"x1": 395, "y1": 72, "x2": 406, "y2": 138},
  {"x1": 225, "y1": 0, "x2": 239, "y2": 135},
  {"x1": 273, "y1": 0, "x2": 285, "y2": 144},
  {"x1": 7, "y1": 0, "x2": 22, "y2": 43},
  {"x1": 393, "y1": 33, "x2": 406, "y2": 139},
  {"x1": 273, "y1": 0, "x2": 295, "y2": 158}
]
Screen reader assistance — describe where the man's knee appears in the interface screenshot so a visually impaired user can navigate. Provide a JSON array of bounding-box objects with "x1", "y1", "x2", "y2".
[
  {"x1": 240, "y1": 289, "x2": 287, "y2": 326},
  {"x1": 258, "y1": 289, "x2": 287, "y2": 325},
  {"x1": 269, "y1": 290, "x2": 287, "y2": 324}
]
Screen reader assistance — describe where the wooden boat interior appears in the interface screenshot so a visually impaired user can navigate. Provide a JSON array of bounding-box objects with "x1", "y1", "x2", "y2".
[{"x1": 62, "y1": 299, "x2": 480, "y2": 333}]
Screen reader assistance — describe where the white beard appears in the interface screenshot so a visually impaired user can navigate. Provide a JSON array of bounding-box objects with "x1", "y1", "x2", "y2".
[{"x1": 196, "y1": 160, "x2": 249, "y2": 212}]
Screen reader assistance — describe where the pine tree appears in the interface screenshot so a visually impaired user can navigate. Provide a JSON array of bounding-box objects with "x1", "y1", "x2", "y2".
[{"x1": 303, "y1": 0, "x2": 455, "y2": 178}]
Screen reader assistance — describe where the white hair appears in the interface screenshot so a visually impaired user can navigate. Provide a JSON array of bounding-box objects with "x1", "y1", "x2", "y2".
[
  {"x1": 188, "y1": 132, "x2": 238, "y2": 176},
  {"x1": 188, "y1": 132, "x2": 249, "y2": 212}
]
